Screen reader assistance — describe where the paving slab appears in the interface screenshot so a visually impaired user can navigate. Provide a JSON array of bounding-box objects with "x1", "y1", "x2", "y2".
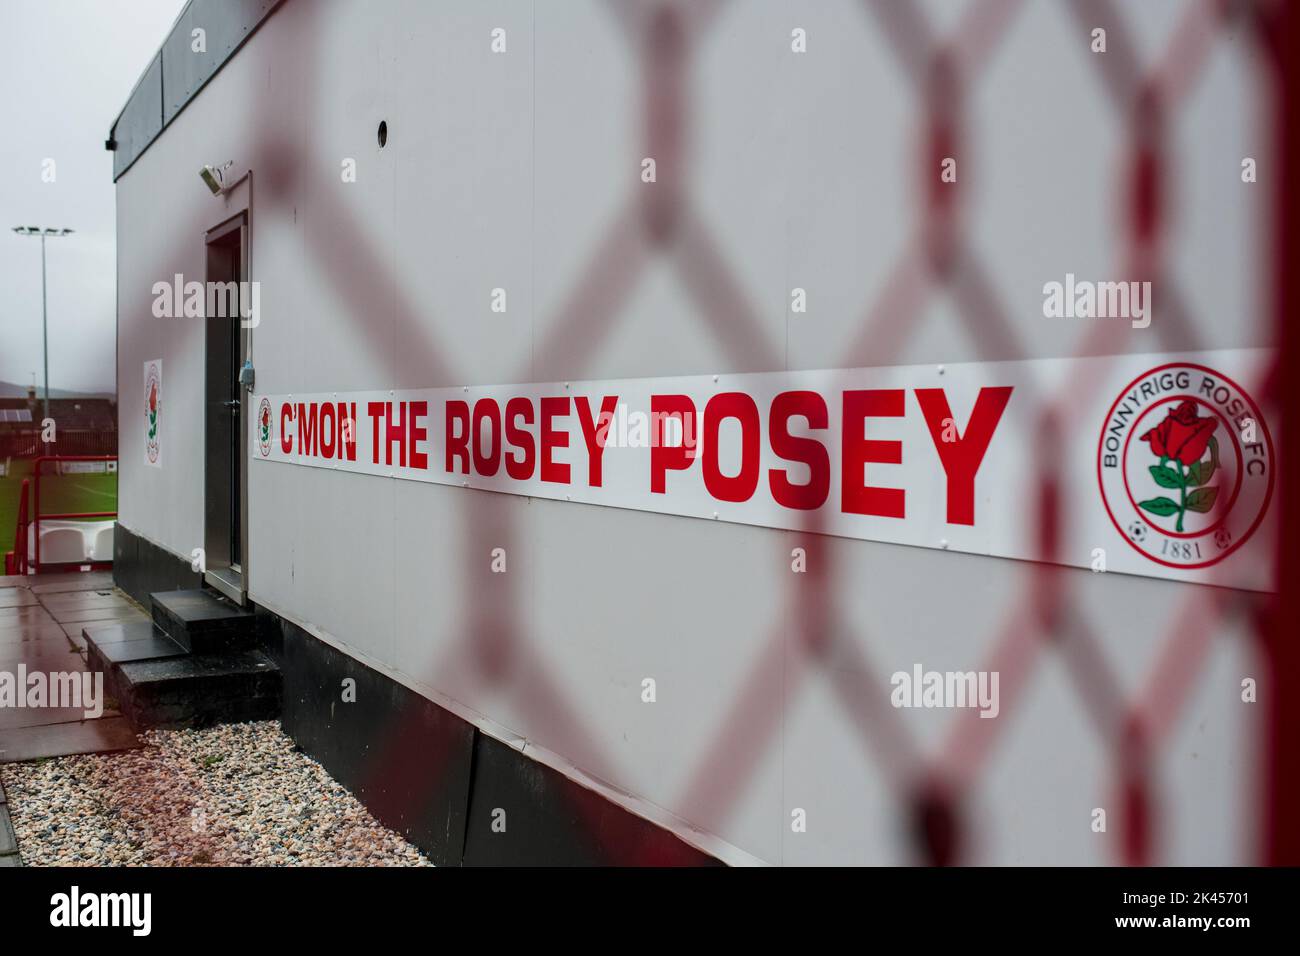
[
  {"x1": 48, "y1": 605, "x2": 148, "y2": 626},
  {"x1": 0, "y1": 716, "x2": 139, "y2": 763},
  {"x1": 0, "y1": 606, "x2": 57, "y2": 626},
  {"x1": 0, "y1": 640, "x2": 78, "y2": 661},
  {"x1": 29, "y1": 572, "x2": 113, "y2": 594},
  {"x1": 38, "y1": 590, "x2": 129, "y2": 612},
  {"x1": 0, "y1": 705, "x2": 119, "y2": 731},
  {"x1": 0, "y1": 648, "x2": 88, "y2": 673},
  {"x1": 0, "y1": 576, "x2": 137, "y2": 765},
  {"x1": 0, "y1": 624, "x2": 70, "y2": 645},
  {"x1": 0, "y1": 577, "x2": 30, "y2": 589},
  {"x1": 0, "y1": 591, "x2": 37, "y2": 609}
]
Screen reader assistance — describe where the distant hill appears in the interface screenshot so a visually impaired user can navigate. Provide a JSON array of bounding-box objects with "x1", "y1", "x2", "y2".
[{"x1": 0, "y1": 381, "x2": 114, "y2": 400}]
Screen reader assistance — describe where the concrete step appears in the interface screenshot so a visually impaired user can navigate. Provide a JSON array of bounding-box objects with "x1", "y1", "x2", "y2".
[
  {"x1": 115, "y1": 649, "x2": 281, "y2": 730},
  {"x1": 149, "y1": 588, "x2": 264, "y2": 654},
  {"x1": 86, "y1": 620, "x2": 186, "y2": 668},
  {"x1": 84, "y1": 620, "x2": 281, "y2": 731},
  {"x1": 84, "y1": 620, "x2": 186, "y2": 706}
]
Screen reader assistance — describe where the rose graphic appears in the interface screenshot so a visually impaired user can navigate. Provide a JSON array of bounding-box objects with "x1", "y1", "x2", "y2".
[
  {"x1": 1137, "y1": 400, "x2": 1219, "y2": 532},
  {"x1": 1140, "y1": 400, "x2": 1216, "y2": 465},
  {"x1": 147, "y1": 380, "x2": 158, "y2": 441},
  {"x1": 260, "y1": 405, "x2": 271, "y2": 445}
]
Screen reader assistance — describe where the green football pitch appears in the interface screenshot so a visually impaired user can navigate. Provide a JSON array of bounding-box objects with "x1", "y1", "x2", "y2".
[{"x1": 0, "y1": 458, "x2": 118, "y2": 562}]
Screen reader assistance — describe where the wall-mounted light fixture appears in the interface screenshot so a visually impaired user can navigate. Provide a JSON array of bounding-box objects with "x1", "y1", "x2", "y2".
[{"x1": 200, "y1": 161, "x2": 235, "y2": 196}]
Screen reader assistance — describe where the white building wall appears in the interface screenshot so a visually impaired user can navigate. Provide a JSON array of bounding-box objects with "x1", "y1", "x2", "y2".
[{"x1": 116, "y1": 0, "x2": 1270, "y2": 864}]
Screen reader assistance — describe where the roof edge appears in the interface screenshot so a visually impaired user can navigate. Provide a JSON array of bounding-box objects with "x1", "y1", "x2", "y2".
[{"x1": 108, "y1": 0, "x2": 287, "y2": 182}]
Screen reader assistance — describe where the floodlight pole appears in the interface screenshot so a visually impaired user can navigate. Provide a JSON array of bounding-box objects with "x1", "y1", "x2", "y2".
[
  {"x1": 12, "y1": 226, "x2": 74, "y2": 427},
  {"x1": 40, "y1": 230, "x2": 48, "y2": 424}
]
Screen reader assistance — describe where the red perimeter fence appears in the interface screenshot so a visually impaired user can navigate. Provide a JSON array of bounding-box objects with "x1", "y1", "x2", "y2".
[{"x1": 217, "y1": 0, "x2": 1295, "y2": 864}]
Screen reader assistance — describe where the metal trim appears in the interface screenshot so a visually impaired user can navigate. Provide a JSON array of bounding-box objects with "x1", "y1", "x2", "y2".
[{"x1": 108, "y1": 0, "x2": 286, "y2": 183}]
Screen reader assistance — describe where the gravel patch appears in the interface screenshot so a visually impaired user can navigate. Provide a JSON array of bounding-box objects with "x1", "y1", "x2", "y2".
[{"x1": 0, "y1": 721, "x2": 431, "y2": 866}]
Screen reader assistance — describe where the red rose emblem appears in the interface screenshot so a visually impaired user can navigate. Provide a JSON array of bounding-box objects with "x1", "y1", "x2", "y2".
[
  {"x1": 1136, "y1": 400, "x2": 1221, "y2": 533},
  {"x1": 1139, "y1": 400, "x2": 1216, "y2": 466},
  {"x1": 261, "y1": 407, "x2": 270, "y2": 427},
  {"x1": 149, "y1": 382, "x2": 158, "y2": 414}
]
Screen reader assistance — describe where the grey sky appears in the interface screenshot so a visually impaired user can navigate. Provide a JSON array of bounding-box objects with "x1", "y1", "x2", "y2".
[{"x1": 1, "y1": 0, "x2": 186, "y2": 394}]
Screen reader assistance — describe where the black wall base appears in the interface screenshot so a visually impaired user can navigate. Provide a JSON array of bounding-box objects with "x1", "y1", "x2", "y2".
[
  {"x1": 279, "y1": 619, "x2": 721, "y2": 867},
  {"x1": 113, "y1": 523, "x2": 203, "y2": 608},
  {"x1": 461, "y1": 731, "x2": 722, "y2": 866},
  {"x1": 279, "y1": 622, "x2": 474, "y2": 867}
]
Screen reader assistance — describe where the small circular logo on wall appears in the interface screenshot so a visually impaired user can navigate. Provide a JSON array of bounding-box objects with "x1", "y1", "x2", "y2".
[
  {"x1": 144, "y1": 362, "x2": 161, "y2": 465},
  {"x1": 258, "y1": 397, "x2": 273, "y2": 457},
  {"x1": 1097, "y1": 363, "x2": 1273, "y2": 569}
]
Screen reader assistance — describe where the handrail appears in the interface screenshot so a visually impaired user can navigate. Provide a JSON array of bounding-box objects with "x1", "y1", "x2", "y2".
[{"x1": 31, "y1": 455, "x2": 118, "y2": 573}]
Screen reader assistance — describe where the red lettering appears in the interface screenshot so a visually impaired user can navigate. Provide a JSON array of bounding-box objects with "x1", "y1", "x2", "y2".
[
  {"x1": 575, "y1": 395, "x2": 618, "y2": 487},
  {"x1": 280, "y1": 403, "x2": 294, "y2": 454},
  {"x1": 702, "y1": 392, "x2": 761, "y2": 503},
  {"x1": 505, "y1": 397, "x2": 535, "y2": 480},
  {"x1": 384, "y1": 401, "x2": 407, "y2": 467},
  {"x1": 650, "y1": 394, "x2": 697, "y2": 494},
  {"x1": 841, "y1": 389, "x2": 905, "y2": 518},
  {"x1": 540, "y1": 396, "x2": 570, "y2": 484},
  {"x1": 768, "y1": 390, "x2": 829, "y2": 510},
  {"x1": 341, "y1": 403, "x2": 357, "y2": 461},
  {"x1": 445, "y1": 400, "x2": 470, "y2": 474},
  {"x1": 296, "y1": 402, "x2": 318, "y2": 457},
  {"x1": 409, "y1": 400, "x2": 429, "y2": 470},
  {"x1": 320, "y1": 402, "x2": 336, "y2": 459},
  {"x1": 472, "y1": 398, "x2": 502, "y2": 477},
  {"x1": 367, "y1": 402, "x2": 385, "y2": 464},
  {"x1": 914, "y1": 386, "x2": 1013, "y2": 525}
]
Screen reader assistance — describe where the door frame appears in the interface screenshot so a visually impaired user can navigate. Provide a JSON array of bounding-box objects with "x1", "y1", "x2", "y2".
[{"x1": 203, "y1": 211, "x2": 249, "y2": 604}]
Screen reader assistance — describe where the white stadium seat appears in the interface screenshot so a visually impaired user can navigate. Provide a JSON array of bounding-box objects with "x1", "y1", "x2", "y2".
[{"x1": 91, "y1": 525, "x2": 115, "y2": 562}]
